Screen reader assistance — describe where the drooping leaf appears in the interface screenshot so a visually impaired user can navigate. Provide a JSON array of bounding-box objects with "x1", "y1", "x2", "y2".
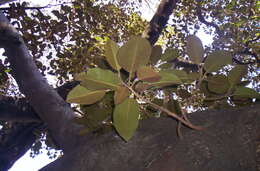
[
  {"x1": 104, "y1": 39, "x2": 121, "y2": 71},
  {"x1": 150, "y1": 45, "x2": 162, "y2": 64},
  {"x1": 161, "y1": 48, "x2": 179, "y2": 61},
  {"x1": 137, "y1": 66, "x2": 161, "y2": 82},
  {"x1": 66, "y1": 85, "x2": 106, "y2": 104},
  {"x1": 78, "y1": 68, "x2": 120, "y2": 90},
  {"x1": 114, "y1": 86, "x2": 130, "y2": 104},
  {"x1": 113, "y1": 98, "x2": 139, "y2": 141},
  {"x1": 117, "y1": 36, "x2": 152, "y2": 74},
  {"x1": 186, "y1": 35, "x2": 204, "y2": 64},
  {"x1": 204, "y1": 50, "x2": 232, "y2": 73},
  {"x1": 207, "y1": 75, "x2": 230, "y2": 95},
  {"x1": 150, "y1": 70, "x2": 182, "y2": 88},
  {"x1": 233, "y1": 86, "x2": 260, "y2": 99},
  {"x1": 228, "y1": 65, "x2": 248, "y2": 87}
]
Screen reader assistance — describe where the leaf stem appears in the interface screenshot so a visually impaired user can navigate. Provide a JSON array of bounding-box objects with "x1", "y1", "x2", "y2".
[{"x1": 123, "y1": 83, "x2": 203, "y2": 130}]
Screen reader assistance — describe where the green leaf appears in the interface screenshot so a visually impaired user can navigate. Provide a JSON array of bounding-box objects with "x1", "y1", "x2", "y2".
[
  {"x1": 137, "y1": 66, "x2": 161, "y2": 82},
  {"x1": 161, "y1": 48, "x2": 179, "y2": 61},
  {"x1": 150, "y1": 70, "x2": 182, "y2": 88},
  {"x1": 228, "y1": 65, "x2": 247, "y2": 86},
  {"x1": 114, "y1": 86, "x2": 130, "y2": 104},
  {"x1": 150, "y1": 45, "x2": 162, "y2": 64},
  {"x1": 113, "y1": 98, "x2": 139, "y2": 141},
  {"x1": 186, "y1": 35, "x2": 204, "y2": 64},
  {"x1": 117, "y1": 36, "x2": 152, "y2": 74},
  {"x1": 104, "y1": 39, "x2": 121, "y2": 71},
  {"x1": 207, "y1": 75, "x2": 230, "y2": 95},
  {"x1": 158, "y1": 62, "x2": 172, "y2": 69},
  {"x1": 66, "y1": 85, "x2": 106, "y2": 104},
  {"x1": 187, "y1": 72, "x2": 200, "y2": 81},
  {"x1": 78, "y1": 68, "x2": 120, "y2": 90},
  {"x1": 170, "y1": 69, "x2": 189, "y2": 82},
  {"x1": 204, "y1": 50, "x2": 232, "y2": 73},
  {"x1": 233, "y1": 86, "x2": 260, "y2": 99}
]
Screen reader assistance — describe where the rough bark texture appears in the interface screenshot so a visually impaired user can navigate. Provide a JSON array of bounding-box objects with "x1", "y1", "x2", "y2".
[{"x1": 41, "y1": 103, "x2": 260, "y2": 171}]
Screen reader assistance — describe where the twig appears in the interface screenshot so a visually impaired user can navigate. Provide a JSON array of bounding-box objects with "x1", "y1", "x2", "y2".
[{"x1": 123, "y1": 82, "x2": 203, "y2": 130}]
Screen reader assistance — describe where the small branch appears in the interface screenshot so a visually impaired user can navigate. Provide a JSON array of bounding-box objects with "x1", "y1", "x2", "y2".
[{"x1": 123, "y1": 82, "x2": 203, "y2": 130}]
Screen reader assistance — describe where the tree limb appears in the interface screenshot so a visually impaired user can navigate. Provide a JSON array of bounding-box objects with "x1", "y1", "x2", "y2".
[
  {"x1": 143, "y1": 0, "x2": 178, "y2": 45},
  {"x1": 0, "y1": 11, "x2": 82, "y2": 151}
]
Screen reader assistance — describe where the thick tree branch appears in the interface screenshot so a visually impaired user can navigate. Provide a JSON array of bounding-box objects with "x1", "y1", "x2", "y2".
[
  {"x1": 0, "y1": 96, "x2": 41, "y2": 122},
  {"x1": 0, "y1": 0, "x2": 17, "y2": 6},
  {"x1": 0, "y1": 11, "x2": 82, "y2": 151},
  {"x1": 41, "y1": 103, "x2": 260, "y2": 171},
  {"x1": 143, "y1": 0, "x2": 178, "y2": 45},
  {"x1": 0, "y1": 122, "x2": 43, "y2": 171}
]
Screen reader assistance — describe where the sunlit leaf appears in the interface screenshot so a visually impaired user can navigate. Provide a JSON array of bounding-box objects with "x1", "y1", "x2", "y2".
[
  {"x1": 113, "y1": 98, "x2": 139, "y2": 141},
  {"x1": 66, "y1": 85, "x2": 106, "y2": 104},
  {"x1": 117, "y1": 36, "x2": 152, "y2": 74},
  {"x1": 158, "y1": 62, "x2": 172, "y2": 69},
  {"x1": 204, "y1": 50, "x2": 232, "y2": 73},
  {"x1": 78, "y1": 68, "x2": 120, "y2": 90},
  {"x1": 233, "y1": 86, "x2": 260, "y2": 99},
  {"x1": 186, "y1": 35, "x2": 204, "y2": 64},
  {"x1": 228, "y1": 65, "x2": 248, "y2": 87},
  {"x1": 104, "y1": 39, "x2": 121, "y2": 71},
  {"x1": 137, "y1": 66, "x2": 161, "y2": 82},
  {"x1": 114, "y1": 86, "x2": 130, "y2": 104}
]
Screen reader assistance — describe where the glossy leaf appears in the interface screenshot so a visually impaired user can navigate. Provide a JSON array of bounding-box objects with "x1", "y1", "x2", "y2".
[
  {"x1": 104, "y1": 39, "x2": 121, "y2": 71},
  {"x1": 228, "y1": 65, "x2": 247, "y2": 86},
  {"x1": 204, "y1": 50, "x2": 232, "y2": 73},
  {"x1": 117, "y1": 36, "x2": 152, "y2": 74},
  {"x1": 66, "y1": 85, "x2": 106, "y2": 104},
  {"x1": 137, "y1": 66, "x2": 161, "y2": 82},
  {"x1": 79, "y1": 68, "x2": 120, "y2": 90},
  {"x1": 186, "y1": 35, "x2": 204, "y2": 64},
  {"x1": 113, "y1": 98, "x2": 139, "y2": 141},
  {"x1": 233, "y1": 86, "x2": 260, "y2": 99},
  {"x1": 114, "y1": 86, "x2": 130, "y2": 104}
]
